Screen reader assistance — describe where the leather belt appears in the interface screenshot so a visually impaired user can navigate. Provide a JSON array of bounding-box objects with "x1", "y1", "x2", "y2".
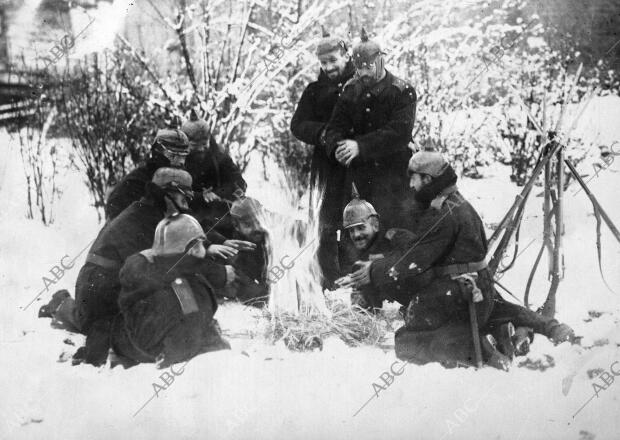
[
  {"x1": 434, "y1": 258, "x2": 488, "y2": 277},
  {"x1": 85, "y1": 252, "x2": 121, "y2": 270}
]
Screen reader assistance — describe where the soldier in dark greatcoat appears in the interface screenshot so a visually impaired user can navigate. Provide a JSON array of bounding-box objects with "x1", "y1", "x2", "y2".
[
  {"x1": 324, "y1": 28, "x2": 418, "y2": 232},
  {"x1": 335, "y1": 186, "x2": 416, "y2": 309},
  {"x1": 41, "y1": 169, "x2": 238, "y2": 365},
  {"x1": 290, "y1": 30, "x2": 356, "y2": 287},
  {"x1": 111, "y1": 214, "x2": 234, "y2": 367},
  {"x1": 346, "y1": 152, "x2": 577, "y2": 370},
  {"x1": 181, "y1": 111, "x2": 247, "y2": 237},
  {"x1": 105, "y1": 129, "x2": 190, "y2": 221}
]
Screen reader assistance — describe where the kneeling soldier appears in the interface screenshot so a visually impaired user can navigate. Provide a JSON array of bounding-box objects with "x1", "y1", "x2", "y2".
[
  {"x1": 336, "y1": 186, "x2": 416, "y2": 310},
  {"x1": 349, "y1": 151, "x2": 576, "y2": 370},
  {"x1": 112, "y1": 214, "x2": 236, "y2": 368}
]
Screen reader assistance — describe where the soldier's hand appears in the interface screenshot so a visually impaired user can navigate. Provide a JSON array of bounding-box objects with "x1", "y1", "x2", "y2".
[
  {"x1": 350, "y1": 260, "x2": 372, "y2": 287},
  {"x1": 202, "y1": 187, "x2": 221, "y2": 203},
  {"x1": 335, "y1": 139, "x2": 360, "y2": 166},
  {"x1": 206, "y1": 244, "x2": 238, "y2": 260},
  {"x1": 223, "y1": 239, "x2": 257, "y2": 251},
  {"x1": 335, "y1": 274, "x2": 354, "y2": 288},
  {"x1": 225, "y1": 265, "x2": 240, "y2": 287}
]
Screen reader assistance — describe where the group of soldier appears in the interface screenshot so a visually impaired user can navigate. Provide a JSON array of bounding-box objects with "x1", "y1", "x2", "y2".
[{"x1": 38, "y1": 29, "x2": 576, "y2": 370}]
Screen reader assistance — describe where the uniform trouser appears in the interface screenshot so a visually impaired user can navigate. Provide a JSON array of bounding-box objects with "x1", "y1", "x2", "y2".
[
  {"x1": 316, "y1": 167, "x2": 347, "y2": 286},
  {"x1": 396, "y1": 286, "x2": 559, "y2": 366},
  {"x1": 53, "y1": 263, "x2": 121, "y2": 334},
  {"x1": 482, "y1": 296, "x2": 559, "y2": 338},
  {"x1": 395, "y1": 323, "x2": 477, "y2": 367}
]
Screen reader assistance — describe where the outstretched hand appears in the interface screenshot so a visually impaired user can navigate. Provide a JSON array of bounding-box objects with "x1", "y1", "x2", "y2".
[
  {"x1": 349, "y1": 260, "x2": 372, "y2": 287},
  {"x1": 223, "y1": 239, "x2": 257, "y2": 251},
  {"x1": 206, "y1": 244, "x2": 238, "y2": 260}
]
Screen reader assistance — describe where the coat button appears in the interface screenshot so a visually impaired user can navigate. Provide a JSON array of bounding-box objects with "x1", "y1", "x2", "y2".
[
  {"x1": 338, "y1": 83, "x2": 342, "y2": 87},
  {"x1": 365, "y1": 108, "x2": 370, "y2": 112},
  {"x1": 175, "y1": 278, "x2": 182, "y2": 284},
  {"x1": 366, "y1": 93, "x2": 371, "y2": 97}
]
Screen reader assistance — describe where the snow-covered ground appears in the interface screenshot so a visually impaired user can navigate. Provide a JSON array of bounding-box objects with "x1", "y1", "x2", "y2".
[{"x1": 1, "y1": 96, "x2": 620, "y2": 440}]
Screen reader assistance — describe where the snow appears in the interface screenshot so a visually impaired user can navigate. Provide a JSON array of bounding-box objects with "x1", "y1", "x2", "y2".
[{"x1": 1, "y1": 97, "x2": 620, "y2": 439}]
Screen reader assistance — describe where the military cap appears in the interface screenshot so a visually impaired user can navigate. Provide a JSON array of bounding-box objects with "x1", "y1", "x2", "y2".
[
  {"x1": 154, "y1": 129, "x2": 190, "y2": 154},
  {"x1": 152, "y1": 167, "x2": 193, "y2": 194},
  {"x1": 408, "y1": 151, "x2": 449, "y2": 178}
]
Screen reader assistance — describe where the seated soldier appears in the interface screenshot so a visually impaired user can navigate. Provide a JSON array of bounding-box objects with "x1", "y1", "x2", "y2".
[
  {"x1": 111, "y1": 214, "x2": 234, "y2": 368},
  {"x1": 105, "y1": 129, "x2": 190, "y2": 221},
  {"x1": 348, "y1": 152, "x2": 576, "y2": 370},
  {"x1": 224, "y1": 197, "x2": 271, "y2": 306},
  {"x1": 336, "y1": 186, "x2": 416, "y2": 310},
  {"x1": 40, "y1": 169, "x2": 238, "y2": 364},
  {"x1": 181, "y1": 111, "x2": 247, "y2": 237}
]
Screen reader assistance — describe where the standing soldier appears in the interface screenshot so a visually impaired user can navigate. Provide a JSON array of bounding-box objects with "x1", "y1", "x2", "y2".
[
  {"x1": 290, "y1": 29, "x2": 356, "y2": 287},
  {"x1": 325, "y1": 28, "x2": 417, "y2": 232}
]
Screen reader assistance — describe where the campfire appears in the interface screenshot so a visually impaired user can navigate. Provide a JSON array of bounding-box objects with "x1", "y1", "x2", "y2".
[{"x1": 255, "y1": 187, "x2": 391, "y2": 351}]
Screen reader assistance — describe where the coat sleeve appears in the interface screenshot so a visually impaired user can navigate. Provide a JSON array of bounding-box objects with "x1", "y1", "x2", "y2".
[
  {"x1": 197, "y1": 259, "x2": 228, "y2": 289},
  {"x1": 105, "y1": 176, "x2": 144, "y2": 221},
  {"x1": 356, "y1": 86, "x2": 416, "y2": 160},
  {"x1": 290, "y1": 85, "x2": 327, "y2": 146},
  {"x1": 324, "y1": 90, "x2": 355, "y2": 158},
  {"x1": 370, "y1": 208, "x2": 456, "y2": 287},
  {"x1": 213, "y1": 153, "x2": 247, "y2": 200}
]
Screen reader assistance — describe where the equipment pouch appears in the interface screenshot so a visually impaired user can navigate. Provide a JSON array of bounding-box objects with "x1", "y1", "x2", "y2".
[{"x1": 171, "y1": 277, "x2": 200, "y2": 315}]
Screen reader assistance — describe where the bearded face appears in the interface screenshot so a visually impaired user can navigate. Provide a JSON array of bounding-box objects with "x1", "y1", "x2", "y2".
[{"x1": 318, "y1": 49, "x2": 349, "y2": 80}]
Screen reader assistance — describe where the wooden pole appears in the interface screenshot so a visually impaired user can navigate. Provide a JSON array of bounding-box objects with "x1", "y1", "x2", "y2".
[{"x1": 541, "y1": 145, "x2": 564, "y2": 317}]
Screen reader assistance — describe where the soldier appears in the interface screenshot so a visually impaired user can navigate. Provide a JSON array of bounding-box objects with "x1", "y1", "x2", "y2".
[
  {"x1": 324, "y1": 28, "x2": 418, "y2": 232},
  {"x1": 348, "y1": 152, "x2": 576, "y2": 370},
  {"x1": 290, "y1": 29, "x2": 356, "y2": 287},
  {"x1": 105, "y1": 129, "x2": 190, "y2": 221},
  {"x1": 181, "y1": 111, "x2": 247, "y2": 237},
  {"x1": 41, "y1": 169, "x2": 238, "y2": 364},
  {"x1": 111, "y1": 214, "x2": 233, "y2": 367},
  {"x1": 225, "y1": 197, "x2": 271, "y2": 306},
  {"x1": 335, "y1": 186, "x2": 416, "y2": 310}
]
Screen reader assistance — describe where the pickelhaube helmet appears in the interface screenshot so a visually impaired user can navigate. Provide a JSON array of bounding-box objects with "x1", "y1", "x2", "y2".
[
  {"x1": 351, "y1": 28, "x2": 384, "y2": 69},
  {"x1": 342, "y1": 183, "x2": 378, "y2": 229},
  {"x1": 152, "y1": 214, "x2": 206, "y2": 256}
]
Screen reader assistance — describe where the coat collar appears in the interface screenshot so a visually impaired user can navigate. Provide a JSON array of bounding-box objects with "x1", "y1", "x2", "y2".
[
  {"x1": 365, "y1": 70, "x2": 394, "y2": 96},
  {"x1": 430, "y1": 185, "x2": 459, "y2": 210}
]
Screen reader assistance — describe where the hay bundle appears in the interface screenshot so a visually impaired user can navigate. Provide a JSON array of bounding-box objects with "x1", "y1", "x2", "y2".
[{"x1": 264, "y1": 293, "x2": 390, "y2": 351}]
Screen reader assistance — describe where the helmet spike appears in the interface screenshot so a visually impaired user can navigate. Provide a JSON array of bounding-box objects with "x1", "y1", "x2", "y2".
[
  {"x1": 360, "y1": 27, "x2": 369, "y2": 42},
  {"x1": 351, "y1": 182, "x2": 360, "y2": 199}
]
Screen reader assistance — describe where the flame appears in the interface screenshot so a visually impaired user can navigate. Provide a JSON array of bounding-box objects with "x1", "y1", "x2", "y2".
[{"x1": 253, "y1": 185, "x2": 331, "y2": 317}]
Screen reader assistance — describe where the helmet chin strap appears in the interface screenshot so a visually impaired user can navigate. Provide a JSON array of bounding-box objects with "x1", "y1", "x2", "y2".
[
  {"x1": 164, "y1": 192, "x2": 188, "y2": 215},
  {"x1": 374, "y1": 55, "x2": 384, "y2": 81}
]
